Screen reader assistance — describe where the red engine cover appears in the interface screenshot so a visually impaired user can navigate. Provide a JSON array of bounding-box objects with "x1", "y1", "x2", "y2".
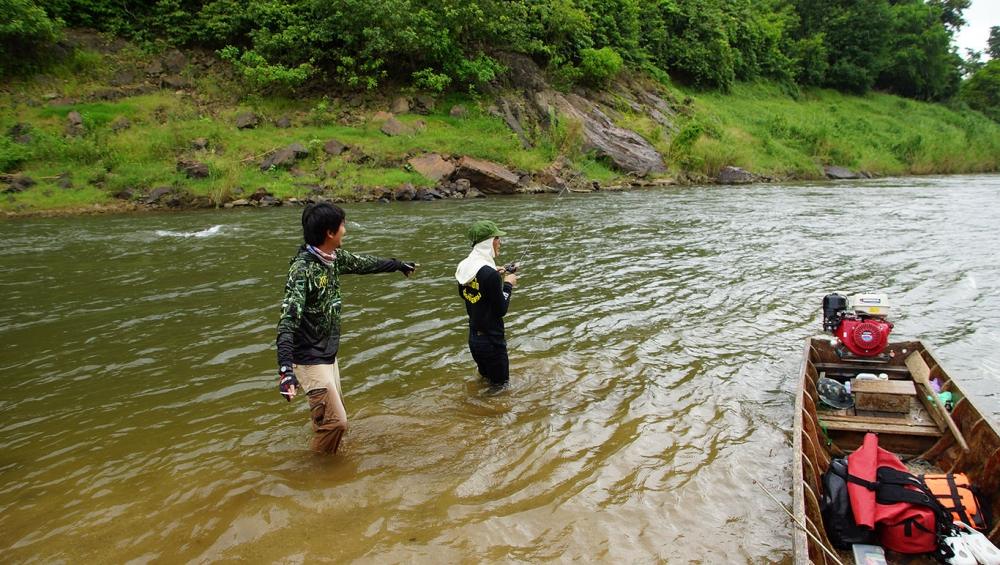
[{"x1": 838, "y1": 318, "x2": 893, "y2": 356}]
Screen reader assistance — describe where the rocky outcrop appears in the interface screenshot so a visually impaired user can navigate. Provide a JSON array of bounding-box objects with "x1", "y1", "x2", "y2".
[
  {"x1": 534, "y1": 91, "x2": 666, "y2": 176},
  {"x1": 408, "y1": 153, "x2": 455, "y2": 182},
  {"x1": 453, "y1": 156, "x2": 521, "y2": 194}
]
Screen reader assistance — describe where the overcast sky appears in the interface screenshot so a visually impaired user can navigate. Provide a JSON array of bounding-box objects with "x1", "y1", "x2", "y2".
[{"x1": 954, "y1": 0, "x2": 998, "y2": 58}]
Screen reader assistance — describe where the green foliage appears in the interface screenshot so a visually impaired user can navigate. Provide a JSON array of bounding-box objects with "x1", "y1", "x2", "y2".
[
  {"x1": 0, "y1": 137, "x2": 33, "y2": 171},
  {"x1": 219, "y1": 47, "x2": 314, "y2": 92},
  {"x1": 578, "y1": 47, "x2": 623, "y2": 87},
  {"x1": 961, "y1": 60, "x2": 1000, "y2": 122},
  {"x1": 0, "y1": 0, "x2": 62, "y2": 76},
  {"x1": 989, "y1": 26, "x2": 1000, "y2": 60},
  {"x1": 876, "y1": 0, "x2": 961, "y2": 101},
  {"x1": 412, "y1": 69, "x2": 453, "y2": 93}
]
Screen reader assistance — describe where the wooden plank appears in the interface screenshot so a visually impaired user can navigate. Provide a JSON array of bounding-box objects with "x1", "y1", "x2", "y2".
[
  {"x1": 814, "y1": 362, "x2": 910, "y2": 375},
  {"x1": 852, "y1": 379, "x2": 916, "y2": 413},
  {"x1": 851, "y1": 379, "x2": 916, "y2": 394},
  {"x1": 819, "y1": 414, "x2": 943, "y2": 437}
]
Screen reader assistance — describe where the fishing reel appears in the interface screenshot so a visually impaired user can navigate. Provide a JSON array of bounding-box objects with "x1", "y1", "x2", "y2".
[{"x1": 498, "y1": 262, "x2": 519, "y2": 275}]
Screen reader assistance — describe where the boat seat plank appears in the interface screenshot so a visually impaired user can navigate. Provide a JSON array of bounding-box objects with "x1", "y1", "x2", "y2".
[
  {"x1": 818, "y1": 414, "x2": 943, "y2": 437},
  {"x1": 813, "y1": 362, "x2": 910, "y2": 375}
]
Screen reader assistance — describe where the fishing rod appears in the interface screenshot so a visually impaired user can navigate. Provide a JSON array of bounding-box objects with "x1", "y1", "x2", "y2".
[
  {"x1": 498, "y1": 184, "x2": 569, "y2": 275},
  {"x1": 744, "y1": 471, "x2": 846, "y2": 565}
]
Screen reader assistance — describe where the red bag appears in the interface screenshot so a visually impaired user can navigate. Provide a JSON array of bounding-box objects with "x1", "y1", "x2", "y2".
[{"x1": 846, "y1": 433, "x2": 947, "y2": 554}]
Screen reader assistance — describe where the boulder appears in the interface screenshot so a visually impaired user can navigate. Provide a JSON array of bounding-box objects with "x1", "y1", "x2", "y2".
[
  {"x1": 323, "y1": 139, "x2": 348, "y2": 155},
  {"x1": 390, "y1": 97, "x2": 410, "y2": 114},
  {"x1": 452, "y1": 156, "x2": 520, "y2": 194},
  {"x1": 144, "y1": 186, "x2": 173, "y2": 204},
  {"x1": 1, "y1": 174, "x2": 35, "y2": 193},
  {"x1": 66, "y1": 111, "x2": 85, "y2": 136},
  {"x1": 92, "y1": 88, "x2": 124, "y2": 101},
  {"x1": 466, "y1": 187, "x2": 485, "y2": 198},
  {"x1": 415, "y1": 187, "x2": 436, "y2": 201},
  {"x1": 235, "y1": 112, "x2": 259, "y2": 129},
  {"x1": 824, "y1": 165, "x2": 863, "y2": 180},
  {"x1": 408, "y1": 153, "x2": 455, "y2": 182},
  {"x1": 394, "y1": 183, "x2": 417, "y2": 201},
  {"x1": 145, "y1": 60, "x2": 164, "y2": 77},
  {"x1": 113, "y1": 187, "x2": 134, "y2": 200},
  {"x1": 191, "y1": 137, "x2": 209, "y2": 151},
  {"x1": 109, "y1": 70, "x2": 136, "y2": 86},
  {"x1": 287, "y1": 142, "x2": 309, "y2": 158},
  {"x1": 372, "y1": 110, "x2": 393, "y2": 121},
  {"x1": 717, "y1": 165, "x2": 755, "y2": 185},
  {"x1": 275, "y1": 116, "x2": 292, "y2": 128},
  {"x1": 380, "y1": 117, "x2": 410, "y2": 137},
  {"x1": 163, "y1": 50, "x2": 187, "y2": 73},
  {"x1": 449, "y1": 104, "x2": 469, "y2": 118},
  {"x1": 413, "y1": 95, "x2": 436, "y2": 114},
  {"x1": 177, "y1": 159, "x2": 210, "y2": 179},
  {"x1": 261, "y1": 148, "x2": 297, "y2": 170},
  {"x1": 453, "y1": 178, "x2": 471, "y2": 194}
]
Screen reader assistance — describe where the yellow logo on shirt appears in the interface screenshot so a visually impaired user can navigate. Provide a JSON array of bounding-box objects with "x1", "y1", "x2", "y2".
[
  {"x1": 462, "y1": 279, "x2": 481, "y2": 304},
  {"x1": 318, "y1": 273, "x2": 328, "y2": 288}
]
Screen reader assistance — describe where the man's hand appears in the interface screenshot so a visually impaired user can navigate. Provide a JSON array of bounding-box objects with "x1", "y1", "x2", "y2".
[
  {"x1": 401, "y1": 261, "x2": 419, "y2": 277},
  {"x1": 503, "y1": 273, "x2": 518, "y2": 287},
  {"x1": 278, "y1": 366, "x2": 299, "y2": 401}
]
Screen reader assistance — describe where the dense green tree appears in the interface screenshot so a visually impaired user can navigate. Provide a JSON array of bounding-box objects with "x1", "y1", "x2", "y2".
[
  {"x1": 961, "y1": 59, "x2": 1000, "y2": 121},
  {"x1": 989, "y1": 26, "x2": 1000, "y2": 60},
  {"x1": 877, "y1": 0, "x2": 961, "y2": 100},
  {"x1": 1, "y1": 0, "x2": 62, "y2": 76}
]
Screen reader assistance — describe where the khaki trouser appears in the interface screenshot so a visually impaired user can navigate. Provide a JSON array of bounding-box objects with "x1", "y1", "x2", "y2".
[{"x1": 295, "y1": 360, "x2": 348, "y2": 454}]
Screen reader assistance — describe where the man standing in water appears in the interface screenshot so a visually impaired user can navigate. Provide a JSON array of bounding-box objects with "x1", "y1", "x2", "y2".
[
  {"x1": 276, "y1": 202, "x2": 417, "y2": 454},
  {"x1": 456, "y1": 220, "x2": 518, "y2": 388}
]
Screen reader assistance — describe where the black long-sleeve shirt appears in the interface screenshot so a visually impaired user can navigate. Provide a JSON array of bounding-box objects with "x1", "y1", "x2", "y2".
[{"x1": 458, "y1": 265, "x2": 513, "y2": 337}]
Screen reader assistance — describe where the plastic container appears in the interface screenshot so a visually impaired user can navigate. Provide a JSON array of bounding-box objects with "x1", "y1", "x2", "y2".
[{"x1": 852, "y1": 544, "x2": 887, "y2": 565}]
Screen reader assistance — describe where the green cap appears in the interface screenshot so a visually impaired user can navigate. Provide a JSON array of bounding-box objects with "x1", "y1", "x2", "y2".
[{"x1": 467, "y1": 220, "x2": 506, "y2": 245}]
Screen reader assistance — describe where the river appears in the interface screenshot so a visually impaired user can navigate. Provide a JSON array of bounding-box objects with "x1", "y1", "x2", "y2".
[{"x1": 1, "y1": 175, "x2": 998, "y2": 563}]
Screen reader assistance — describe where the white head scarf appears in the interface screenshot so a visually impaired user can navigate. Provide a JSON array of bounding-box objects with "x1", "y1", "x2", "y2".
[{"x1": 455, "y1": 237, "x2": 497, "y2": 285}]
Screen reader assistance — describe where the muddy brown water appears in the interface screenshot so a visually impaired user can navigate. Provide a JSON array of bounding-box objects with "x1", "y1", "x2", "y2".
[{"x1": 2, "y1": 175, "x2": 999, "y2": 562}]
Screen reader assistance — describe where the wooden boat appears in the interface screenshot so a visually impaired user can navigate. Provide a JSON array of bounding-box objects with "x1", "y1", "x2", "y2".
[{"x1": 793, "y1": 337, "x2": 1000, "y2": 564}]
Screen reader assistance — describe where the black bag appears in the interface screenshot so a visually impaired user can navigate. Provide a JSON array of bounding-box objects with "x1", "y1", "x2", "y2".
[{"x1": 820, "y1": 458, "x2": 876, "y2": 548}]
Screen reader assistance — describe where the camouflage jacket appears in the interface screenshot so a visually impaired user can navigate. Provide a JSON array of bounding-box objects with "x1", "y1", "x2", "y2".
[{"x1": 276, "y1": 245, "x2": 404, "y2": 368}]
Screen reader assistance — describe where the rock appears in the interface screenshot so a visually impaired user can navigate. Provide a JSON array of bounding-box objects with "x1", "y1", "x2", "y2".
[
  {"x1": 449, "y1": 104, "x2": 469, "y2": 118},
  {"x1": 57, "y1": 172, "x2": 73, "y2": 189},
  {"x1": 275, "y1": 116, "x2": 292, "y2": 128},
  {"x1": 145, "y1": 186, "x2": 173, "y2": 204},
  {"x1": 163, "y1": 49, "x2": 187, "y2": 73},
  {"x1": 1, "y1": 174, "x2": 35, "y2": 193},
  {"x1": 66, "y1": 111, "x2": 85, "y2": 136},
  {"x1": 145, "y1": 60, "x2": 164, "y2": 77},
  {"x1": 413, "y1": 95, "x2": 436, "y2": 114},
  {"x1": 466, "y1": 187, "x2": 485, "y2": 198},
  {"x1": 110, "y1": 116, "x2": 131, "y2": 132},
  {"x1": 109, "y1": 70, "x2": 136, "y2": 86},
  {"x1": 249, "y1": 187, "x2": 273, "y2": 202},
  {"x1": 824, "y1": 165, "x2": 863, "y2": 180},
  {"x1": 235, "y1": 112, "x2": 260, "y2": 129},
  {"x1": 287, "y1": 142, "x2": 309, "y2": 158},
  {"x1": 394, "y1": 183, "x2": 416, "y2": 201},
  {"x1": 390, "y1": 97, "x2": 410, "y2": 114},
  {"x1": 372, "y1": 111, "x2": 393, "y2": 121},
  {"x1": 160, "y1": 75, "x2": 191, "y2": 90},
  {"x1": 230, "y1": 198, "x2": 250, "y2": 207},
  {"x1": 261, "y1": 148, "x2": 296, "y2": 170},
  {"x1": 533, "y1": 91, "x2": 666, "y2": 175},
  {"x1": 191, "y1": 137, "x2": 209, "y2": 151},
  {"x1": 717, "y1": 165, "x2": 755, "y2": 185},
  {"x1": 92, "y1": 88, "x2": 123, "y2": 101},
  {"x1": 177, "y1": 159, "x2": 210, "y2": 179},
  {"x1": 453, "y1": 178, "x2": 471, "y2": 193},
  {"x1": 499, "y1": 98, "x2": 532, "y2": 149},
  {"x1": 408, "y1": 153, "x2": 455, "y2": 182},
  {"x1": 113, "y1": 187, "x2": 134, "y2": 200},
  {"x1": 8, "y1": 122, "x2": 31, "y2": 143},
  {"x1": 323, "y1": 139, "x2": 347, "y2": 155},
  {"x1": 380, "y1": 117, "x2": 410, "y2": 137},
  {"x1": 452, "y1": 156, "x2": 520, "y2": 194},
  {"x1": 415, "y1": 187, "x2": 434, "y2": 201}
]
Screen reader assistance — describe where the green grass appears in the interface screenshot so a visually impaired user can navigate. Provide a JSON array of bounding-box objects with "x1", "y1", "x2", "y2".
[
  {"x1": 676, "y1": 82, "x2": 1000, "y2": 178},
  {"x1": 3, "y1": 48, "x2": 999, "y2": 214}
]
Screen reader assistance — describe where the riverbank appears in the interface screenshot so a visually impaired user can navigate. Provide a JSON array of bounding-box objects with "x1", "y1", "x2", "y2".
[{"x1": 3, "y1": 33, "x2": 999, "y2": 218}]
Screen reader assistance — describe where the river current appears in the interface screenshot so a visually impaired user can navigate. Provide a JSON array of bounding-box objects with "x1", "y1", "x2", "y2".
[{"x1": 2, "y1": 175, "x2": 998, "y2": 563}]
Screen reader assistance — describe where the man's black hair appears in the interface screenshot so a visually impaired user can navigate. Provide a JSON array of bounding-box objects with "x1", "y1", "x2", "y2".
[{"x1": 302, "y1": 202, "x2": 345, "y2": 246}]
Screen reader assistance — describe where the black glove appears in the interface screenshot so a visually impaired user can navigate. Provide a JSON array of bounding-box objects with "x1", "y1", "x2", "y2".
[
  {"x1": 500, "y1": 262, "x2": 518, "y2": 274},
  {"x1": 278, "y1": 365, "x2": 299, "y2": 401},
  {"x1": 400, "y1": 261, "x2": 418, "y2": 276}
]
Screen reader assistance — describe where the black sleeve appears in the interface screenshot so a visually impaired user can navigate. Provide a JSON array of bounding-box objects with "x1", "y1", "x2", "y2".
[{"x1": 481, "y1": 267, "x2": 512, "y2": 317}]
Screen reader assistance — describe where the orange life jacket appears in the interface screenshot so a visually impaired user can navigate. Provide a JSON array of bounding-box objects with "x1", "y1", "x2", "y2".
[{"x1": 920, "y1": 473, "x2": 989, "y2": 531}]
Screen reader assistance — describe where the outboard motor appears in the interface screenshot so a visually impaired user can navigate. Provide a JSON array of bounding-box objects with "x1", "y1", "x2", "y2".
[{"x1": 821, "y1": 293, "x2": 894, "y2": 358}]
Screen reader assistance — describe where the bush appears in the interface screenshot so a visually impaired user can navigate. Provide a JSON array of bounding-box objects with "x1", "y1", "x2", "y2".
[
  {"x1": 0, "y1": 137, "x2": 33, "y2": 171},
  {"x1": 961, "y1": 60, "x2": 1000, "y2": 121},
  {"x1": 578, "y1": 47, "x2": 623, "y2": 87}
]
